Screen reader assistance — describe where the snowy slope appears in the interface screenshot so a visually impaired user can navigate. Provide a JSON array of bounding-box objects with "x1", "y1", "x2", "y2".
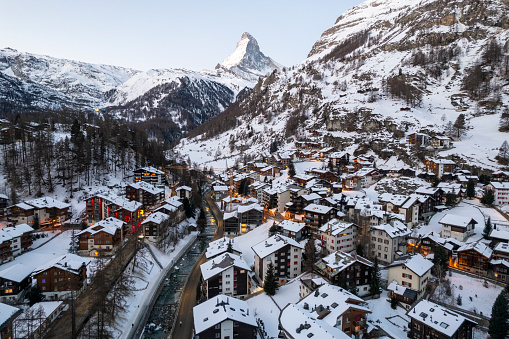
[{"x1": 176, "y1": 0, "x2": 509, "y2": 171}]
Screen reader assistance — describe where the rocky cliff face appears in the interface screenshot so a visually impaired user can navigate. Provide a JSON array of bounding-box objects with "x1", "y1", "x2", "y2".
[
  {"x1": 176, "y1": 0, "x2": 509, "y2": 171},
  {"x1": 217, "y1": 32, "x2": 283, "y2": 81}
]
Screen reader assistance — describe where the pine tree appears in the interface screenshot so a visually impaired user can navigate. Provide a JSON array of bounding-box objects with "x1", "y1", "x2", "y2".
[
  {"x1": 369, "y1": 257, "x2": 381, "y2": 296},
  {"x1": 481, "y1": 189, "x2": 495, "y2": 206},
  {"x1": 489, "y1": 290, "x2": 509, "y2": 339},
  {"x1": 453, "y1": 114, "x2": 466, "y2": 138},
  {"x1": 288, "y1": 162, "x2": 296, "y2": 177},
  {"x1": 264, "y1": 263, "x2": 279, "y2": 296},
  {"x1": 456, "y1": 294, "x2": 462, "y2": 306},
  {"x1": 445, "y1": 193, "x2": 456, "y2": 206},
  {"x1": 182, "y1": 197, "x2": 195, "y2": 218},
  {"x1": 483, "y1": 217, "x2": 493, "y2": 239},
  {"x1": 466, "y1": 179, "x2": 475, "y2": 198},
  {"x1": 498, "y1": 141, "x2": 509, "y2": 164},
  {"x1": 432, "y1": 246, "x2": 449, "y2": 280},
  {"x1": 303, "y1": 236, "x2": 317, "y2": 272}
]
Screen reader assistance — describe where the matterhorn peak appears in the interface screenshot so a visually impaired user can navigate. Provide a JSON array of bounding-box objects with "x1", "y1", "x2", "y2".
[{"x1": 219, "y1": 32, "x2": 282, "y2": 81}]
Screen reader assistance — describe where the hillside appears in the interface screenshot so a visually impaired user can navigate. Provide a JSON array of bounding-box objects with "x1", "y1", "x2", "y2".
[{"x1": 176, "y1": 0, "x2": 509, "y2": 171}]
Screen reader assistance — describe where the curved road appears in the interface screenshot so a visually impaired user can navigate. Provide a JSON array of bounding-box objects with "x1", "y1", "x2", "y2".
[{"x1": 171, "y1": 193, "x2": 224, "y2": 339}]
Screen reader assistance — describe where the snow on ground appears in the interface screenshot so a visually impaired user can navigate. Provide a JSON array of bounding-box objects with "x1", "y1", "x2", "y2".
[
  {"x1": 293, "y1": 161, "x2": 325, "y2": 175},
  {"x1": 414, "y1": 202, "x2": 487, "y2": 241},
  {"x1": 115, "y1": 232, "x2": 198, "y2": 339},
  {"x1": 235, "y1": 221, "x2": 274, "y2": 268},
  {"x1": 432, "y1": 271, "x2": 503, "y2": 317},
  {"x1": 366, "y1": 290, "x2": 411, "y2": 338},
  {"x1": 30, "y1": 230, "x2": 62, "y2": 249}
]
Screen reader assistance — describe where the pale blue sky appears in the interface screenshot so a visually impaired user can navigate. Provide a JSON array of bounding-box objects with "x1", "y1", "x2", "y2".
[{"x1": 0, "y1": 1, "x2": 363, "y2": 71}]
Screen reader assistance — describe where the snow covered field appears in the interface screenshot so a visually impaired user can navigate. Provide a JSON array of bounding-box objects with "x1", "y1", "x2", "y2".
[{"x1": 235, "y1": 220, "x2": 274, "y2": 268}]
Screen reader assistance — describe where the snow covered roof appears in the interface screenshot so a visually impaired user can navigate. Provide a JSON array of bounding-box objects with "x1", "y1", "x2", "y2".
[
  {"x1": 127, "y1": 181, "x2": 163, "y2": 194},
  {"x1": 200, "y1": 253, "x2": 250, "y2": 280},
  {"x1": 438, "y1": 214, "x2": 477, "y2": 228},
  {"x1": 176, "y1": 185, "x2": 192, "y2": 191},
  {"x1": 318, "y1": 219, "x2": 355, "y2": 236},
  {"x1": 0, "y1": 264, "x2": 33, "y2": 282},
  {"x1": 155, "y1": 204, "x2": 178, "y2": 214},
  {"x1": 213, "y1": 185, "x2": 229, "y2": 192},
  {"x1": 108, "y1": 196, "x2": 143, "y2": 212},
  {"x1": 301, "y1": 193, "x2": 322, "y2": 201},
  {"x1": 494, "y1": 242, "x2": 509, "y2": 254},
  {"x1": 428, "y1": 158, "x2": 456, "y2": 165},
  {"x1": 303, "y1": 204, "x2": 333, "y2": 215},
  {"x1": 237, "y1": 203, "x2": 264, "y2": 214},
  {"x1": 14, "y1": 301, "x2": 63, "y2": 336},
  {"x1": 387, "y1": 280, "x2": 418, "y2": 299},
  {"x1": 278, "y1": 220, "x2": 306, "y2": 233},
  {"x1": 33, "y1": 254, "x2": 90, "y2": 276},
  {"x1": 141, "y1": 211, "x2": 170, "y2": 225},
  {"x1": 206, "y1": 237, "x2": 242, "y2": 259},
  {"x1": 223, "y1": 211, "x2": 238, "y2": 220},
  {"x1": 193, "y1": 295, "x2": 256, "y2": 334},
  {"x1": 316, "y1": 251, "x2": 372, "y2": 276},
  {"x1": 252, "y1": 234, "x2": 303, "y2": 259},
  {"x1": 415, "y1": 186, "x2": 441, "y2": 195},
  {"x1": 24, "y1": 197, "x2": 70, "y2": 209},
  {"x1": 490, "y1": 182, "x2": 509, "y2": 189},
  {"x1": 408, "y1": 300, "x2": 476, "y2": 337},
  {"x1": 371, "y1": 221, "x2": 411, "y2": 238},
  {"x1": 13, "y1": 202, "x2": 35, "y2": 210},
  {"x1": 388, "y1": 254, "x2": 433, "y2": 277},
  {"x1": 0, "y1": 303, "x2": 20, "y2": 329},
  {"x1": 0, "y1": 223, "x2": 34, "y2": 241},
  {"x1": 136, "y1": 166, "x2": 164, "y2": 174},
  {"x1": 77, "y1": 217, "x2": 126, "y2": 236},
  {"x1": 279, "y1": 304, "x2": 350, "y2": 339},
  {"x1": 457, "y1": 242, "x2": 492, "y2": 258}
]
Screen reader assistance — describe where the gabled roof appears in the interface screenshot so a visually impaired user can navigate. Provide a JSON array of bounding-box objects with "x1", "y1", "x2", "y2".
[
  {"x1": 252, "y1": 234, "x2": 303, "y2": 259},
  {"x1": 33, "y1": 254, "x2": 91, "y2": 276},
  {"x1": 408, "y1": 300, "x2": 476, "y2": 337},
  {"x1": 0, "y1": 264, "x2": 33, "y2": 283},
  {"x1": 193, "y1": 295, "x2": 256, "y2": 334},
  {"x1": 127, "y1": 181, "x2": 163, "y2": 195},
  {"x1": 457, "y1": 242, "x2": 492, "y2": 258},
  {"x1": 237, "y1": 203, "x2": 264, "y2": 214},
  {"x1": 141, "y1": 211, "x2": 170, "y2": 225},
  {"x1": 0, "y1": 303, "x2": 21, "y2": 329},
  {"x1": 387, "y1": 280, "x2": 418, "y2": 299},
  {"x1": 278, "y1": 220, "x2": 306, "y2": 233},
  {"x1": 490, "y1": 182, "x2": 509, "y2": 189},
  {"x1": 24, "y1": 197, "x2": 70, "y2": 209},
  {"x1": 206, "y1": 237, "x2": 242, "y2": 259},
  {"x1": 303, "y1": 204, "x2": 334, "y2": 215},
  {"x1": 135, "y1": 166, "x2": 164, "y2": 174},
  {"x1": 77, "y1": 217, "x2": 126, "y2": 236},
  {"x1": 371, "y1": 221, "x2": 411, "y2": 238},
  {"x1": 316, "y1": 251, "x2": 372, "y2": 276},
  {"x1": 438, "y1": 214, "x2": 477, "y2": 228},
  {"x1": 200, "y1": 253, "x2": 250, "y2": 280},
  {"x1": 318, "y1": 219, "x2": 355, "y2": 236},
  {"x1": 388, "y1": 254, "x2": 434, "y2": 277}
]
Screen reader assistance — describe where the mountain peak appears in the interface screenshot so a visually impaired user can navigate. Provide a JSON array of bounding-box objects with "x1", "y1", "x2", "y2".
[{"x1": 219, "y1": 32, "x2": 282, "y2": 80}]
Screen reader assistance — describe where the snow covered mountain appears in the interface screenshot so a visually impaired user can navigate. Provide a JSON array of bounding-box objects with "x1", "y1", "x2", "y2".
[
  {"x1": 217, "y1": 32, "x2": 283, "y2": 81},
  {"x1": 0, "y1": 33, "x2": 278, "y2": 141},
  {"x1": 177, "y1": 0, "x2": 509, "y2": 171}
]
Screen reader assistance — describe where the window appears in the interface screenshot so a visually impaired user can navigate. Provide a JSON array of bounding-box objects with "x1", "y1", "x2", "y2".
[
  {"x1": 267, "y1": 257, "x2": 271, "y2": 261},
  {"x1": 378, "y1": 245, "x2": 381, "y2": 250},
  {"x1": 294, "y1": 255, "x2": 298, "y2": 258},
  {"x1": 215, "y1": 333, "x2": 221, "y2": 338},
  {"x1": 384, "y1": 254, "x2": 387, "y2": 259},
  {"x1": 384, "y1": 247, "x2": 388, "y2": 252}
]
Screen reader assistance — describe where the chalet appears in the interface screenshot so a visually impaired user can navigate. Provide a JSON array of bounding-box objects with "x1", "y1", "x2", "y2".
[
  {"x1": 141, "y1": 212, "x2": 170, "y2": 242},
  {"x1": 299, "y1": 277, "x2": 327, "y2": 299},
  {"x1": 134, "y1": 166, "x2": 165, "y2": 186},
  {"x1": 492, "y1": 171, "x2": 509, "y2": 182},
  {"x1": 371, "y1": 221, "x2": 411, "y2": 264},
  {"x1": 279, "y1": 284, "x2": 371, "y2": 339},
  {"x1": 387, "y1": 254, "x2": 433, "y2": 301},
  {"x1": 212, "y1": 185, "x2": 229, "y2": 202},
  {"x1": 303, "y1": 204, "x2": 336, "y2": 235},
  {"x1": 487, "y1": 182, "x2": 509, "y2": 206},
  {"x1": 252, "y1": 234, "x2": 303, "y2": 284},
  {"x1": 0, "y1": 264, "x2": 32, "y2": 303},
  {"x1": 0, "y1": 224, "x2": 34, "y2": 263},
  {"x1": 379, "y1": 193, "x2": 420, "y2": 226},
  {"x1": 418, "y1": 232, "x2": 453, "y2": 258},
  {"x1": 318, "y1": 219, "x2": 357, "y2": 255},
  {"x1": 246, "y1": 162, "x2": 267, "y2": 172},
  {"x1": 77, "y1": 217, "x2": 127, "y2": 256},
  {"x1": 456, "y1": 242, "x2": 492, "y2": 276},
  {"x1": 33, "y1": 254, "x2": 90, "y2": 300},
  {"x1": 489, "y1": 228, "x2": 509, "y2": 246},
  {"x1": 277, "y1": 220, "x2": 308, "y2": 241},
  {"x1": 237, "y1": 204, "x2": 264, "y2": 233},
  {"x1": 106, "y1": 197, "x2": 143, "y2": 231},
  {"x1": 200, "y1": 253, "x2": 251, "y2": 299},
  {"x1": 491, "y1": 258, "x2": 509, "y2": 282},
  {"x1": 285, "y1": 186, "x2": 310, "y2": 218},
  {"x1": 492, "y1": 242, "x2": 509, "y2": 261},
  {"x1": 429, "y1": 135, "x2": 452, "y2": 149},
  {"x1": 308, "y1": 169, "x2": 338, "y2": 182},
  {"x1": 407, "y1": 132, "x2": 430, "y2": 146},
  {"x1": 408, "y1": 300, "x2": 476, "y2": 339},
  {"x1": 192, "y1": 295, "x2": 257, "y2": 339},
  {"x1": 0, "y1": 194, "x2": 8, "y2": 215},
  {"x1": 205, "y1": 237, "x2": 242, "y2": 259},
  {"x1": 414, "y1": 186, "x2": 444, "y2": 209},
  {"x1": 295, "y1": 140, "x2": 323, "y2": 150},
  {"x1": 328, "y1": 151, "x2": 350, "y2": 169},
  {"x1": 0, "y1": 303, "x2": 21, "y2": 339},
  {"x1": 262, "y1": 186, "x2": 291, "y2": 213},
  {"x1": 343, "y1": 168, "x2": 380, "y2": 190},
  {"x1": 175, "y1": 185, "x2": 192, "y2": 199},
  {"x1": 83, "y1": 123, "x2": 100, "y2": 135},
  {"x1": 425, "y1": 158, "x2": 456, "y2": 178},
  {"x1": 125, "y1": 181, "x2": 164, "y2": 208},
  {"x1": 223, "y1": 211, "x2": 239, "y2": 235},
  {"x1": 259, "y1": 165, "x2": 281, "y2": 181},
  {"x1": 387, "y1": 281, "x2": 418, "y2": 309},
  {"x1": 13, "y1": 301, "x2": 65, "y2": 339},
  {"x1": 315, "y1": 251, "x2": 372, "y2": 296},
  {"x1": 292, "y1": 174, "x2": 316, "y2": 186},
  {"x1": 0, "y1": 126, "x2": 32, "y2": 144},
  {"x1": 439, "y1": 214, "x2": 476, "y2": 242}
]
